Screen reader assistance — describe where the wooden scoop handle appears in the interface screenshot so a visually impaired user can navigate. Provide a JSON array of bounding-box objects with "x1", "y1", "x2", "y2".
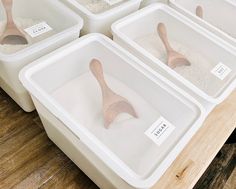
[
  {"x1": 90, "y1": 59, "x2": 111, "y2": 97},
  {"x1": 196, "y1": 5, "x2": 203, "y2": 18},
  {"x1": 157, "y1": 23, "x2": 173, "y2": 53},
  {"x1": 2, "y1": 0, "x2": 15, "y2": 27}
]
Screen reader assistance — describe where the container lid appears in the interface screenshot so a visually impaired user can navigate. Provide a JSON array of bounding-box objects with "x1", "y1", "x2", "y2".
[
  {"x1": 111, "y1": 3, "x2": 236, "y2": 104},
  {"x1": 0, "y1": 0, "x2": 83, "y2": 61},
  {"x1": 66, "y1": 0, "x2": 142, "y2": 19},
  {"x1": 169, "y1": 0, "x2": 236, "y2": 49},
  {"x1": 19, "y1": 34, "x2": 205, "y2": 188}
]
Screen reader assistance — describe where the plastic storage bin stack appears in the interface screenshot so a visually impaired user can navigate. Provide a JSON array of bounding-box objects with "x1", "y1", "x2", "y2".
[
  {"x1": 4, "y1": 1, "x2": 236, "y2": 189},
  {"x1": 0, "y1": 0, "x2": 83, "y2": 112},
  {"x1": 169, "y1": 0, "x2": 236, "y2": 52},
  {"x1": 59, "y1": 0, "x2": 141, "y2": 37},
  {"x1": 112, "y1": 4, "x2": 236, "y2": 111},
  {"x1": 19, "y1": 34, "x2": 205, "y2": 189}
]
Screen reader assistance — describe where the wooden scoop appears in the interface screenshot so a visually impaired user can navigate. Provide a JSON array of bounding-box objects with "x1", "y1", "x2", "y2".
[
  {"x1": 0, "y1": 0, "x2": 28, "y2": 45},
  {"x1": 89, "y1": 59, "x2": 138, "y2": 128},
  {"x1": 196, "y1": 5, "x2": 203, "y2": 18},
  {"x1": 157, "y1": 23, "x2": 191, "y2": 69}
]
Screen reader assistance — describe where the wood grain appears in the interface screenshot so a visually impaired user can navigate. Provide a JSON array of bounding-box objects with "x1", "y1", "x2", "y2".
[
  {"x1": 0, "y1": 87, "x2": 235, "y2": 189},
  {"x1": 0, "y1": 89, "x2": 98, "y2": 189},
  {"x1": 223, "y1": 166, "x2": 236, "y2": 189},
  {"x1": 152, "y1": 90, "x2": 236, "y2": 189},
  {"x1": 194, "y1": 143, "x2": 236, "y2": 189}
]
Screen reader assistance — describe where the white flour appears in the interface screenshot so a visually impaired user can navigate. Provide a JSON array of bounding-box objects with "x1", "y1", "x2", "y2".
[
  {"x1": 76, "y1": 0, "x2": 125, "y2": 13},
  {"x1": 0, "y1": 18, "x2": 55, "y2": 54},
  {"x1": 52, "y1": 71, "x2": 163, "y2": 175},
  {"x1": 135, "y1": 33, "x2": 229, "y2": 96}
]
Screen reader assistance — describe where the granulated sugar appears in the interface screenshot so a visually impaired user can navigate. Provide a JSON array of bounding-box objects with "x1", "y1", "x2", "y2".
[
  {"x1": 76, "y1": 0, "x2": 125, "y2": 13},
  {"x1": 52, "y1": 71, "x2": 163, "y2": 175},
  {"x1": 0, "y1": 18, "x2": 55, "y2": 54},
  {"x1": 0, "y1": 20, "x2": 6, "y2": 36},
  {"x1": 135, "y1": 33, "x2": 229, "y2": 96}
]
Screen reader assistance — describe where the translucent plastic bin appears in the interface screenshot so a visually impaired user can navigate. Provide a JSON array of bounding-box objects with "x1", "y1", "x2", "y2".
[
  {"x1": 0, "y1": 0, "x2": 83, "y2": 112},
  {"x1": 20, "y1": 34, "x2": 205, "y2": 189},
  {"x1": 60, "y1": 0, "x2": 141, "y2": 37},
  {"x1": 169, "y1": 0, "x2": 236, "y2": 51},
  {"x1": 140, "y1": 0, "x2": 167, "y2": 8},
  {"x1": 112, "y1": 4, "x2": 236, "y2": 106}
]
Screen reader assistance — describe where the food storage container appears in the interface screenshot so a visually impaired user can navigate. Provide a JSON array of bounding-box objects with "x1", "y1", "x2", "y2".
[
  {"x1": 0, "y1": 0, "x2": 83, "y2": 112},
  {"x1": 19, "y1": 33, "x2": 205, "y2": 189},
  {"x1": 140, "y1": 0, "x2": 167, "y2": 8},
  {"x1": 112, "y1": 3, "x2": 236, "y2": 108},
  {"x1": 169, "y1": 0, "x2": 236, "y2": 52},
  {"x1": 59, "y1": 0, "x2": 141, "y2": 37}
]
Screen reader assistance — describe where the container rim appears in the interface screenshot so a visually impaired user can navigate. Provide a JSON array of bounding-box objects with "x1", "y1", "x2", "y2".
[
  {"x1": 0, "y1": 0, "x2": 84, "y2": 62},
  {"x1": 19, "y1": 33, "x2": 206, "y2": 188},
  {"x1": 169, "y1": 0, "x2": 236, "y2": 49},
  {"x1": 111, "y1": 3, "x2": 236, "y2": 104},
  {"x1": 65, "y1": 0, "x2": 142, "y2": 20}
]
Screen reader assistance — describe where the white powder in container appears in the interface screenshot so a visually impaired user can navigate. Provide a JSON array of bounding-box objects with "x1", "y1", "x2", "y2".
[
  {"x1": 0, "y1": 18, "x2": 55, "y2": 54},
  {"x1": 76, "y1": 0, "x2": 125, "y2": 14},
  {"x1": 52, "y1": 71, "x2": 164, "y2": 175},
  {"x1": 135, "y1": 33, "x2": 231, "y2": 97},
  {"x1": 0, "y1": 20, "x2": 6, "y2": 36}
]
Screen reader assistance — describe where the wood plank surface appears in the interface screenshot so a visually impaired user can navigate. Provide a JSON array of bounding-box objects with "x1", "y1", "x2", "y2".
[
  {"x1": 152, "y1": 90, "x2": 236, "y2": 189},
  {"x1": 223, "y1": 166, "x2": 236, "y2": 189},
  {"x1": 0, "y1": 87, "x2": 235, "y2": 189},
  {"x1": 194, "y1": 143, "x2": 236, "y2": 189}
]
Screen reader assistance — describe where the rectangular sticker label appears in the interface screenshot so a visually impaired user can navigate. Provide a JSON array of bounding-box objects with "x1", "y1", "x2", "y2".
[
  {"x1": 145, "y1": 117, "x2": 175, "y2": 146},
  {"x1": 211, "y1": 62, "x2": 231, "y2": 80},
  {"x1": 103, "y1": 0, "x2": 123, "y2": 5},
  {"x1": 24, "y1": 22, "x2": 52, "y2": 38}
]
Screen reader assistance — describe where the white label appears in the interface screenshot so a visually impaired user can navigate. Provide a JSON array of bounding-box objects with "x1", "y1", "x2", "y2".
[
  {"x1": 24, "y1": 22, "x2": 52, "y2": 38},
  {"x1": 211, "y1": 62, "x2": 231, "y2": 80},
  {"x1": 103, "y1": 0, "x2": 123, "y2": 5},
  {"x1": 145, "y1": 117, "x2": 175, "y2": 146}
]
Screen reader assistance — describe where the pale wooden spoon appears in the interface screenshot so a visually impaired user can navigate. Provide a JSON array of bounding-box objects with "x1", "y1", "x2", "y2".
[
  {"x1": 196, "y1": 5, "x2": 203, "y2": 18},
  {"x1": 157, "y1": 23, "x2": 191, "y2": 69},
  {"x1": 0, "y1": 0, "x2": 28, "y2": 45},
  {"x1": 90, "y1": 59, "x2": 138, "y2": 129}
]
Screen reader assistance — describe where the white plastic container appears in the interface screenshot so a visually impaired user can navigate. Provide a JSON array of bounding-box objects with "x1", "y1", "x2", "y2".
[
  {"x1": 60, "y1": 0, "x2": 141, "y2": 37},
  {"x1": 20, "y1": 34, "x2": 205, "y2": 189},
  {"x1": 0, "y1": 0, "x2": 83, "y2": 112},
  {"x1": 169, "y1": 0, "x2": 236, "y2": 52},
  {"x1": 112, "y1": 4, "x2": 236, "y2": 108},
  {"x1": 140, "y1": 0, "x2": 167, "y2": 8}
]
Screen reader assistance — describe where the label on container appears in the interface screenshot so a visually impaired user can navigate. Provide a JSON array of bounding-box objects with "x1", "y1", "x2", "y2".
[
  {"x1": 24, "y1": 22, "x2": 52, "y2": 38},
  {"x1": 211, "y1": 62, "x2": 231, "y2": 80},
  {"x1": 145, "y1": 117, "x2": 175, "y2": 146},
  {"x1": 103, "y1": 0, "x2": 123, "y2": 5}
]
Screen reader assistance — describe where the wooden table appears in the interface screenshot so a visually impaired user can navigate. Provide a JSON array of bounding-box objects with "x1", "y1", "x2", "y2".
[
  {"x1": 0, "y1": 88, "x2": 235, "y2": 189},
  {"x1": 152, "y1": 90, "x2": 236, "y2": 189}
]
